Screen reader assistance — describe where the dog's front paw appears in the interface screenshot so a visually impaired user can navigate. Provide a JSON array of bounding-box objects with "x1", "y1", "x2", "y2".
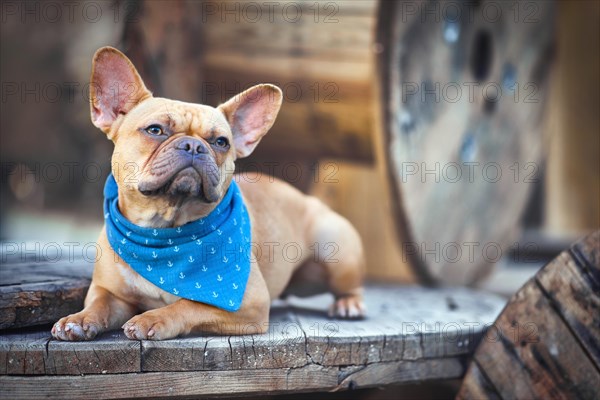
[
  {"x1": 52, "y1": 313, "x2": 104, "y2": 341},
  {"x1": 329, "y1": 295, "x2": 366, "y2": 319},
  {"x1": 122, "y1": 311, "x2": 178, "y2": 340}
]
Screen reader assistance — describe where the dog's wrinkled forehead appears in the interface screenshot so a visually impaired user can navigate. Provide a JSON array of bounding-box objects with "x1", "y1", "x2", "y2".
[{"x1": 122, "y1": 97, "x2": 232, "y2": 138}]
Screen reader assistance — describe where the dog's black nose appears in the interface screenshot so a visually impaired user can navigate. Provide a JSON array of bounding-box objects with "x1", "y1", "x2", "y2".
[{"x1": 176, "y1": 138, "x2": 206, "y2": 155}]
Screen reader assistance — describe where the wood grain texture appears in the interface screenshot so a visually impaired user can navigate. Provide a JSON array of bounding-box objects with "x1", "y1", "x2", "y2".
[
  {"x1": 0, "y1": 284, "x2": 506, "y2": 398},
  {"x1": 0, "y1": 259, "x2": 93, "y2": 330},
  {"x1": 458, "y1": 231, "x2": 600, "y2": 399},
  {"x1": 536, "y1": 244, "x2": 600, "y2": 367}
]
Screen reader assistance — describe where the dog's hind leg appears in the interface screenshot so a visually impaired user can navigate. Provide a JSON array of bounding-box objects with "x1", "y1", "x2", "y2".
[{"x1": 307, "y1": 200, "x2": 366, "y2": 319}]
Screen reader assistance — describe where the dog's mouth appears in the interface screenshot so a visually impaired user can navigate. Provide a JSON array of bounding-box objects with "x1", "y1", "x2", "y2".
[
  {"x1": 140, "y1": 167, "x2": 200, "y2": 196},
  {"x1": 138, "y1": 155, "x2": 221, "y2": 203}
]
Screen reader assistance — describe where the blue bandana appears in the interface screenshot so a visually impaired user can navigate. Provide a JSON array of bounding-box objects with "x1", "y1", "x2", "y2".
[{"x1": 103, "y1": 174, "x2": 251, "y2": 312}]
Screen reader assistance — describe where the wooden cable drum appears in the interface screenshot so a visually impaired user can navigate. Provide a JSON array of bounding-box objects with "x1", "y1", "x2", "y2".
[
  {"x1": 375, "y1": 0, "x2": 556, "y2": 285},
  {"x1": 458, "y1": 230, "x2": 600, "y2": 399}
]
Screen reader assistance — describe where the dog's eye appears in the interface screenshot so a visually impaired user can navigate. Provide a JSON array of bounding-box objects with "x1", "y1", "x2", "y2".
[
  {"x1": 215, "y1": 137, "x2": 229, "y2": 148},
  {"x1": 145, "y1": 125, "x2": 164, "y2": 136}
]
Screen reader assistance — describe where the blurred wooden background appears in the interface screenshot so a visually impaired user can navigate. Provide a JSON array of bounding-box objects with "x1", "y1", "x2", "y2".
[{"x1": 1, "y1": 0, "x2": 598, "y2": 284}]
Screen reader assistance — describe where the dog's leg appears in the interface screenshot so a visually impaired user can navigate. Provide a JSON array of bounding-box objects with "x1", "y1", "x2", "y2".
[
  {"x1": 310, "y1": 206, "x2": 366, "y2": 318},
  {"x1": 52, "y1": 283, "x2": 137, "y2": 341},
  {"x1": 122, "y1": 263, "x2": 271, "y2": 339}
]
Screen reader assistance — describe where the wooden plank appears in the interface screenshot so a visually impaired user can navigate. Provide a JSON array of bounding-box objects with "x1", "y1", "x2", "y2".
[
  {"x1": 0, "y1": 357, "x2": 473, "y2": 399},
  {"x1": 0, "y1": 365, "x2": 339, "y2": 400},
  {"x1": 0, "y1": 331, "x2": 140, "y2": 375},
  {"x1": 0, "y1": 261, "x2": 93, "y2": 285},
  {"x1": 0, "y1": 331, "x2": 49, "y2": 375},
  {"x1": 292, "y1": 286, "x2": 504, "y2": 366},
  {"x1": 473, "y1": 283, "x2": 600, "y2": 399},
  {"x1": 143, "y1": 286, "x2": 505, "y2": 373},
  {"x1": 572, "y1": 230, "x2": 600, "y2": 276},
  {"x1": 201, "y1": 66, "x2": 375, "y2": 161},
  {"x1": 0, "y1": 261, "x2": 92, "y2": 330},
  {"x1": 142, "y1": 308, "x2": 307, "y2": 371},
  {"x1": 202, "y1": 14, "x2": 375, "y2": 62},
  {"x1": 45, "y1": 332, "x2": 140, "y2": 375},
  {"x1": 336, "y1": 358, "x2": 465, "y2": 390},
  {"x1": 536, "y1": 244, "x2": 600, "y2": 368}
]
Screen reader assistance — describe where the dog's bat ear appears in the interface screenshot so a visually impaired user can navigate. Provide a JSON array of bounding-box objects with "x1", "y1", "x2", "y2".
[
  {"x1": 218, "y1": 84, "x2": 283, "y2": 158},
  {"x1": 89, "y1": 46, "x2": 152, "y2": 135}
]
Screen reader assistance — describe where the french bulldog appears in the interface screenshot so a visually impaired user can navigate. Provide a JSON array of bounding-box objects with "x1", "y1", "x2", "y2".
[{"x1": 52, "y1": 47, "x2": 365, "y2": 341}]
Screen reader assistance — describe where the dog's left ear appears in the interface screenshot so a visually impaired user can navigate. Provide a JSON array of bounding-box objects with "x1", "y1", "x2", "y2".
[{"x1": 218, "y1": 84, "x2": 283, "y2": 158}]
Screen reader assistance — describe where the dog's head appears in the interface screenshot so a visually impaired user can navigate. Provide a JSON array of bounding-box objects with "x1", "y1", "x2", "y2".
[{"x1": 90, "y1": 47, "x2": 282, "y2": 224}]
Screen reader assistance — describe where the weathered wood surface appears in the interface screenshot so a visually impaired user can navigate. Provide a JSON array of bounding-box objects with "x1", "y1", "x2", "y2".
[
  {"x1": 0, "y1": 284, "x2": 506, "y2": 399},
  {"x1": 458, "y1": 231, "x2": 600, "y2": 399},
  {"x1": 0, "y1": 254, "x2": 93, "y2": 330},
  {"x1": 375, "y1": 0, "x2": 556, "y2": 285}
]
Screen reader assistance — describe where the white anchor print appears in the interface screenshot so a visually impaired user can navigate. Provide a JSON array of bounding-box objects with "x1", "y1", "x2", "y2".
[
  {"x1": 145, "y1": 239, "x2": 149, "y2": 245},
  {"x1": 152, "y1": 251, "x2": 158, "y2": 259},
  {"x1": 210, "y1": 247, "x2": 216, "y2": 255},
  {"x1": 126, "y1": 231, "x2": 132, "y2": 237},
  {"x1": 217, "y1": 229, "x2": 223, "y2": 236},
  {"x1": 168, "y1": 239, "x2": 173, "y2": 245},
  {"x1": 118, "y1": 247, "x2": 122, "y2": 255},
  {"x1": 233, "y1": 218, "x2": 237, "y2": 226},
  {"x1": 176, "y1": 227, "x2": 182, "y2": 233},
  {"x1": 196, "y1": 239, "x2": 203, "y2": 245},
  {"x1": 202, "y1": 265, "x2": 208, "y2": 272},
  {"x1": 227, "y1": 237, "x2": 233, "y2": 244},
  {"x1": 199, "y1": 219, "x2": 205, "y2": 225},
  {"x1": 195, "y1": 282, "x2": 201, "y2": 289},
  {"x1": 239, "y1": 227, "x2": 243, "y2": 234},
  {"x1": 212, "y1": 291, "x2": 219, "y2": 298},
  {"x1": 229, "y1": 300, "x2": 235, "y2": 307},
  {"x1": 167, "y1": 261, "x2": 174, "y2": 267},
  {"x1": 173, "y1": 288, "x2": 179, "y2": 295},
  {"x1": 132, "y1": 252, "x2": 138, "y2": 259},
  {"x1": 173, "y1": 246, "x2": 180, "y2": 252},
  {"x1": 120, "y1": 238, "x2": 127, "y2": 244},
  {"x1": 147, "y1": 265, "x2": 152, "y2": 271},
  {"x1": 188, "y1": 256, "x2": 195, "y2": 263},
  {"x1": 115, "y1": 218, "x2": 120, "y2": 224},
  {"x1": 179, "y1": 272, "x2": 185, "y2": 279},
  {"x1": 232, "y1": 283, "x2": 238, "y2": 290},
  {"x1": 235, "y1": 264, "x2": 241, "y2": 271},
  {"x1": 210, "y1": 224, "x2": 216, "y2": 231},
  {"x1": 104, "y1": 212, "x2": 109, "y2": 219},
  {"x1": 152, "y1": 229, "x2": 158, "y2": 236},
  {"x1": 191, "y1": 235, "x2": 197, "y2": 240},
  {"x1": 222, "y1": 256, "x2": 229, "y2": 263},
  {"x1": 159, "y1": 277, "x2": 165, "y2": 284},
  {"x1": 216, "y1": 275, "x2": 223, "y2": 282}
]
